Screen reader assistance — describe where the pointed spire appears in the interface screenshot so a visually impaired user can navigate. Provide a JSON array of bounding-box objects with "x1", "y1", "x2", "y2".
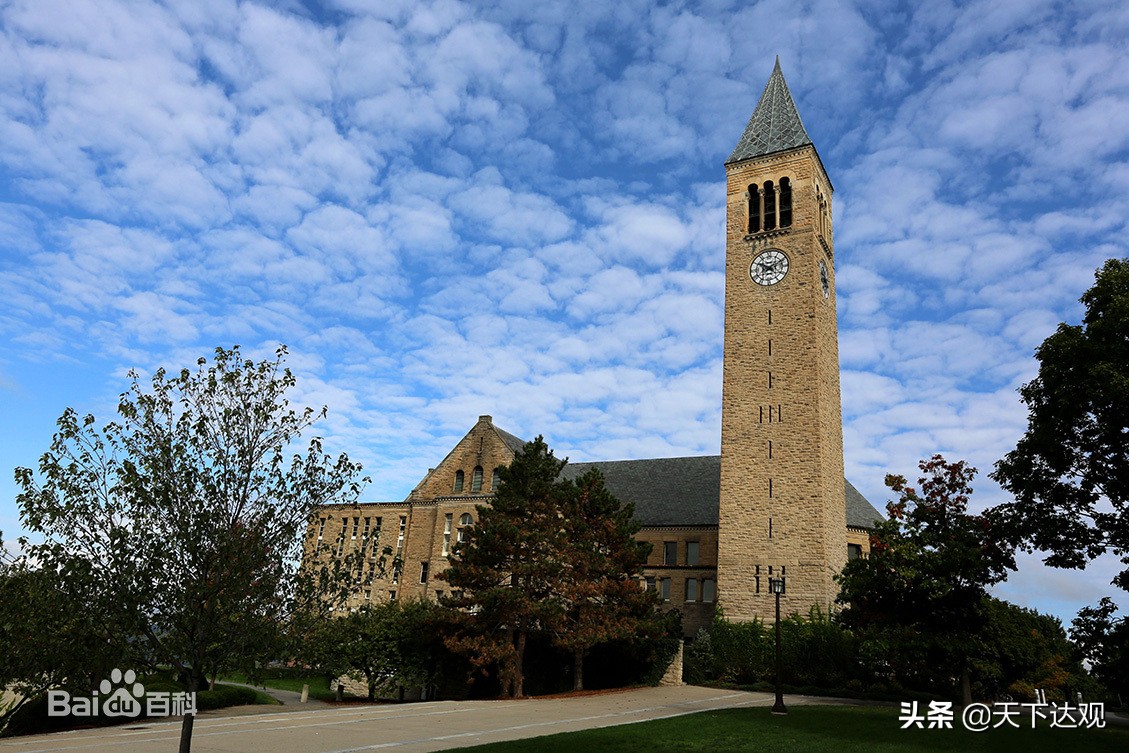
[{"x1": 727, "y1": 57, "x2": 813, "y2": 164}]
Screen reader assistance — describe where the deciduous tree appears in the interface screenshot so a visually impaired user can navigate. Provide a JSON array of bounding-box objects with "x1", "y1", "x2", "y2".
[
  {"x1": 836, "y1": 456, "x2": 1015, "y2": 704},
  {"x1": 14, "y1": 346, "x2": 366, "y2": 752},
  {"x1": 991, "y1": 258, "x2": 1129, "y2": 590}
]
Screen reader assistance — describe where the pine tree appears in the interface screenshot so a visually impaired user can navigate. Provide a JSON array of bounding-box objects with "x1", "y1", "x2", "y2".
[{"x1": 440, "y1": 436, "x2": 572, "y2": 697}]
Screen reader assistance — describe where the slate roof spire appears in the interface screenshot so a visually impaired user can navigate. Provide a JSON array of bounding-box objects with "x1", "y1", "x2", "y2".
[{"x1": 727, "y1": 57, "x2": 813, "y2": 164}]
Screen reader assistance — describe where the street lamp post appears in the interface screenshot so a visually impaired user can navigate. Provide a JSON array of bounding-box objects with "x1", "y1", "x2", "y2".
[{"x1": 769, "y1": 576, "x2": 787, "y2": 715}]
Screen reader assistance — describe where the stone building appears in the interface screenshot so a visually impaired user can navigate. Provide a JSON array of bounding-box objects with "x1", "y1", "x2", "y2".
[{"x1": 303, "y1": 61, "x2": 883, "y2": 637}]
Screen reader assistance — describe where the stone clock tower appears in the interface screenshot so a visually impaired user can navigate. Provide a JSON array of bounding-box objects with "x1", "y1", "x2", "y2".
[{"x1": 716, "y1": 59, "x2": 847, "y2": 622}]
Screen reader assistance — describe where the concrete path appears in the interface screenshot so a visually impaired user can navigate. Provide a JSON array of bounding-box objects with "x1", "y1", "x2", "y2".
[
  {"x1": 0, "y1": 685, "x2": 813, "y2": 753},
  {"x1": 219, "y1": 681, "x2": 333, "y2": 710}
]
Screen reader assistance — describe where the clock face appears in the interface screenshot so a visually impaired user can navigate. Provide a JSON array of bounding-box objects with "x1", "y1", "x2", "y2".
[
  {"x1": 750, "y1": 250, "x2": 789, "y2": 286},
  {"x1": 819, "y1": 259, "x2": 830, "y2": 299}
]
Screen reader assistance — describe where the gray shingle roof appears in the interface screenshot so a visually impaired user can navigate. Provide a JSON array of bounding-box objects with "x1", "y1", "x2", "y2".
[
  {"x1": 561, "y1": 455, "x2": 883, "y2": 530},
  {"x1": 846, "y1": 478, "x2": 885, "y2": 529},
  {"x1": 493, "y1": 425, "x2": 527, "y2": 455},
  {"x1": 727, "y1": 57, "x2": 813, "y2": 165},
  {"x1": 562, "y1": 456, "x2": 722, "y2": 526}
]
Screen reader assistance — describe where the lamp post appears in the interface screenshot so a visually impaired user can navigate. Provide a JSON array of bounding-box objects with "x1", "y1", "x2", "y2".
[{"x1": 769, "y1": 576, "x2": 787, "y2": 715}]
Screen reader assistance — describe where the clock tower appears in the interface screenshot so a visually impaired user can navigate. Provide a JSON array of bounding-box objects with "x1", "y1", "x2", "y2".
[{"x1": 716, "y1": 59, "x2": 847, "y2": 622}]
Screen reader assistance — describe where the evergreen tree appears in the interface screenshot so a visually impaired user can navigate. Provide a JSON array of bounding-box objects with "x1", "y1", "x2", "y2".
[
  {"x1": 440, "y1": 436, "x2": 572, "y2": 697},
  {"x1": 555, "y1": 468, "x2": 657, "y2": 690}
]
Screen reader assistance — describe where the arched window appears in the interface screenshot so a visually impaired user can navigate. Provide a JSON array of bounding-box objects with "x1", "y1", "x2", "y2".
[
  {"x1": 747, "y1": 183, "x2": 760, "y2": 233},
  {"x1": 492, "y1": 467, "x2": 503, "y2": 491},
  {"x1": 779, "y1": 177, "x2": 792, "y2": 227},
  {"x1": 471, "y1": 466, "x2": 483, "y2": 493},
  {"x1": 457, "y1": 513, "x2": 473, "y2": 543},
  {"x1": 763, "y1": 181, "x2": 776, "y2": 230},
  {"x1": 453, "y1": 470, "x2": 464, "y2": 493}
]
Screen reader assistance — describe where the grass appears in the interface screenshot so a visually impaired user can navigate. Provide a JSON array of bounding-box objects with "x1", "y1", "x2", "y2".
[
  {"x1": 450, "y1": 705, "x2": 1129, "y2": 753},
  {"x1": 219, "y1": 670, "x2": 346, "y2": 702}
]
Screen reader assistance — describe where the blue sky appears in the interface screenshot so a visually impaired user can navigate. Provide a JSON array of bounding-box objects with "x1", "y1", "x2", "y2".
[{"x1": 1, "y1": 0, "x2": 1127, "y2": 625}]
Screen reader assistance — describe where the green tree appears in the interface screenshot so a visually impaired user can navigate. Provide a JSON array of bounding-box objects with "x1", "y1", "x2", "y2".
[
  {"x1": 554, "y1": 469, "x2": 657, "y2": 690},
  {"x1": 440, "y1": 436, "x2": 571, "y2": 697},
  {"x1": 991, "y1": 258, "x2": 1129, "y2": 591},
  {"x1": 1, "y1": 536, "x2": 128, "y2": 735},
  {"x1": 14, "y1": 346, "x2": 366, "y2": 752},
  {"x1": 975, "y1": 597, "x2": 1087, "y2": 703},
  {"x1": 307, "y1": 599, "x2": 446, "y2": 701},
  {"x1": 836, "y1": 456, "x2": 1015, "y2": 704},
  {"x1": 1070, "y1": 597, "x2": 1129, "y2": 701}
]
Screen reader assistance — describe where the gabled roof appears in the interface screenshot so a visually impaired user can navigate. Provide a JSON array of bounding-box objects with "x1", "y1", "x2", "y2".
[
  {"x1": 846, "y1": 479, "x2": 885, "y2": 529},
  {"x1": 493, "y1": 425, "x2": 527, "y2": 454},
  {"x1": 561, "y1": 455, "x2": 884, "y2": 530},
  {"x1": 727, "y1": 57, "x2": 814, "y2": 165},
  {"x1": 562, "y1": 456, "x2": 722, "y2": 527}
]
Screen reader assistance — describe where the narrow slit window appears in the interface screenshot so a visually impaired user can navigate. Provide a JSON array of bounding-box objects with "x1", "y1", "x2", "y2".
[
  {"x1": 748, "y1": 183, "x2": 760, "y2": 232},
  {"x1": 779, "y1": 177, "x2": 792, "y2": 227},
  {"x1": 763, "y1": 180, "x2": 776, "y2": 230}
]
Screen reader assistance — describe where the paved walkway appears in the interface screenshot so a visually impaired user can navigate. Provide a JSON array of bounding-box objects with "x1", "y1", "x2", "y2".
[
  {"x1": 0, "y1": 685, "x2": 816, "y2": 753},
  {"x1": 219, "y1": 682, "x2": 332, "y2": 711}
]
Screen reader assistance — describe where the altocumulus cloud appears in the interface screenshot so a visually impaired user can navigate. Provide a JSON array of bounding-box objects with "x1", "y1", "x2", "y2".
[{"x1": 0, "y1": 0, "x2": 1127, "y2": 622}]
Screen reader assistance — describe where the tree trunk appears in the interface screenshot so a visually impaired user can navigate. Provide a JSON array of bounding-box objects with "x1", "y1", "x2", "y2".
[
  {"x1": 178, "y1": 674, "x2": 198, "y2": 753},
  {"x1": 961, "y1": 665, "x2": 972, "y2": 706},
  {"x1": 573, "y1": 650, "x2": 584, "y2": 691},
  {"x1": 367, "y1": 674, "x2": 375, "y2": 702},
  {"x1": 513, "y1": 629, "x2": 526, "y2": 698}
]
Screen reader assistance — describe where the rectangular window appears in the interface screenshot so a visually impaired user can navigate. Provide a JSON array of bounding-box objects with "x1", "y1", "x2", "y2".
[
  {"x1": 419, "y1": 562, "x2": 429, "y2": 584},
  {"x1": 443, "y1": 513, "x2": 453, "y2": 556},
  {"x1": 351, "y1": 517, "x2": 359, "y2": 539},
  {"x1": 685, "y1": 578, "x2": 699, "y2": 602},
  {"x1": 645, "y1": 576, "x2": 656, "y2": 592},
  {"x1": 686, "y1": 541, "x2": 700, "y2": 566},
  {"x1": 396, "y1": 515, "x2": 406, "y2": 556},
  {"x1": 364, "y1": 590, "x2": 371, "y2": 601},
  {"x1": 337, "y1": 520, "x2": 348, "y2": 557},
  {"x1": 848, "y1": 543, "x2": 863, "y2": 560},
  {"x1": 389, "y1": 590, "x2": 397, "y2": 601},
  {"x1": 660, "y1": 578, "x2": 671, "y2": 602},
  {"x1": 663, "y1": 541, "x2": 677, "y2": 566},
  {"x1": 702, "y1": 579, "x2": 716, "y2": 603}
]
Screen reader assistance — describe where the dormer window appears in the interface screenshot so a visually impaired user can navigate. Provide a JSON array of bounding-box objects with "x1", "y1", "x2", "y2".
[{"x1": 453, "y1": 470, "x2": 464, "y2": 493}]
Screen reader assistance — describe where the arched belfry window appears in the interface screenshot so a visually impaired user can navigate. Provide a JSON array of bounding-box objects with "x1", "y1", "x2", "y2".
[
  {"x1": 471, "y1": 466, "x2": 483, "y2": 493},
  {"x1": 453, "y1": 470, "x2": 464, "y2": 493},
  {"x1": 747, "y1": 183, "x2": 760, "y2": 233},
  {"x1": 779, "y1": 177, "x2": 792, "y2": 227},
  {"x1": 763, "y1": 181, "x2": 776, "y2": 230}
]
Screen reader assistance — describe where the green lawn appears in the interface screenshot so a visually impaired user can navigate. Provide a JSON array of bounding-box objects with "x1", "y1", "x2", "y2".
[
  {"x1": 451, "y1": 705, "x2": 1128, "y2": 753},
  {"x1": 219, "y1": 671, "x2": 346, "y2": 702}
]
